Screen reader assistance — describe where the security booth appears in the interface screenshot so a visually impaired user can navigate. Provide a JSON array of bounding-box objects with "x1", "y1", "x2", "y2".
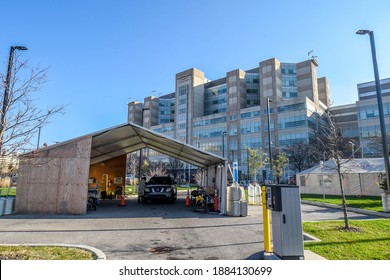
[{"x1": 266, "y1": 184, "x2": 304, "y2": 260}]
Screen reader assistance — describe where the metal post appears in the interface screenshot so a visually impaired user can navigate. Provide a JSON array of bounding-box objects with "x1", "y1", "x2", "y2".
[
  {"x1": 36, "y1": 126, "x2": 41, "y2": 149},
  {"x1": 357, "y1": 30, "x2": 390, "y2": 190},
  {"x1": 246, "y1": 148, "x2": 250, "y2": 181},
  {"x1": 267, "y1": 98, "x2": 273, "y2": 183},
  {"x1": 350, "y1": 141, "x2": 355, "y2": 159},
  {"x1": 222, "y1": 131, "x2": 226, "y2": 158},
  {"x1": 261, "y1": 186, "x2": 271, "y2": 252},
  {"x1": 139, "y1": 108, "x2": 150, "y2": 182}
]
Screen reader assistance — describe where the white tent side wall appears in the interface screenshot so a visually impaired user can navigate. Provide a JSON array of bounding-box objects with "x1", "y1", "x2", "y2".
[{"x1": 298, "y1": 172, "x2": 383, "y2": 196}]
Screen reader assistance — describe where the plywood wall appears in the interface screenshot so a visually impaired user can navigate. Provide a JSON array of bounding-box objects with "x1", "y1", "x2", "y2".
[{"x1": 15, "y1": 136, "x2": 92, "y2": 215}]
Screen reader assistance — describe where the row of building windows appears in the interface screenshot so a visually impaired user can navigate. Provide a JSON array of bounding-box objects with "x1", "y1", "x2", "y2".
[
  {"x1": 241, "y1": 110, "x2": 260, "y2": 119},
  {"x1": 358, "y1": 103, "x2": 390, "y2": 119},
  {"x1": 281, "y1": 64, "x2": 297, "y2": 75},
  {"x1": 241, "y1": 137, "x2": 262, "y2": 149},
  {"x1": 278, "y1": 133, "x2": 307, "y2": 145},
  {"x1": 153, "y1": 125, "x2": 175, "y2": 133},
  {"x1": 278, "y1": 102, "x2": 306, "y2": 113},
  {"x1": 278, "y1": 115, "x2": 307, "y2": 129},
  {"x1": 245, "y1": 73, "x2": 260, "y2": 84},
  {"x1": 240, "y1": 122, "x2": 260, "y2": 134},
  {"x1": 359, "y1": 125, "x2": 390, "y2": 139},
  {"x1": 193, "y1": 127, "x2": 227, "y2": 139},
  {"x1": 193, "y1": 116, "x2": 227, "y2": 127}
]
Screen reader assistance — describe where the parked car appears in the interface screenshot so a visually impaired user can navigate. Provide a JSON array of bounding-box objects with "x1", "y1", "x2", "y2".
[{"x1": 143, "y1": 175, "x2": 177, "y2": 203}]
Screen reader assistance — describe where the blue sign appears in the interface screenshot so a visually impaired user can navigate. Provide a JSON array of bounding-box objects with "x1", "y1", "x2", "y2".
[{"x1": 233, "y1": 162, "x2": 238, "y2": 183}]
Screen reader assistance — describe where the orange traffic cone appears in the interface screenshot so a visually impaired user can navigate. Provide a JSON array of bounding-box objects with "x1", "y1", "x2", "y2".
[
  {"x1": 213, "y1": 189, "x2": 219, "y2": 211},
  {"x1": 119, "y1": 194, "x2": 126, "y2": 206},
  {"x1": 185, "y1": 189, "x2": 191, "y2": 206}
]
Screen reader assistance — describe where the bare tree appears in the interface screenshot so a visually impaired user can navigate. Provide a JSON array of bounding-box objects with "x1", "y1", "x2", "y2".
[
  {"x1": 147, "y1": 160, "x2": 167, "y2": 178},
  {"x1": 166, "y1": 157, "x2": 183, "y2": 179},
  {"x1": 126, "y1": 152, "x2": 139, "y2": 184},
  {"x1": 323, "y1": 111, "x2": 351, "y2": 230},
  {"x1": 194, "y1": 169, "x2": 203, "y2": 186},
  {"x1": 0, "y1": 53, "x2": 64, "y2": 155},
  {"x1": 283, "y1": 143, "x2": 313, "y2": 172}
]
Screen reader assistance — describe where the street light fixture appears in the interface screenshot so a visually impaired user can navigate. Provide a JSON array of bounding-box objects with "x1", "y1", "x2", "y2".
[
  {"x1": 1, "y1": 46, "x2": 28, "y2": 153},
  {"x1": 267, "y1": 98, "x2": 273, "y2": 183},
  {"x1": 356, "y1": 29, "x2": 390, "y2": 190}
]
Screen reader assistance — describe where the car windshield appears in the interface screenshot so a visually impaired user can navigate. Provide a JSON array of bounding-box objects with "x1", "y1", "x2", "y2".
[{"x1": 148, "y1": 177, "x2": 172, "y2": 185}]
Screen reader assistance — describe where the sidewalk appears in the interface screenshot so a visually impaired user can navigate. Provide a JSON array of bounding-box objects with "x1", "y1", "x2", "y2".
[{"x1": 301, "y1": 200, "x2": 390, "y2": 218}]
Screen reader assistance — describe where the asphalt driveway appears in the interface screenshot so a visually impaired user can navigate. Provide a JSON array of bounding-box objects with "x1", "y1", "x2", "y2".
[{"x1": 0, "y1": 191, "x2": 382, "y2": 260}]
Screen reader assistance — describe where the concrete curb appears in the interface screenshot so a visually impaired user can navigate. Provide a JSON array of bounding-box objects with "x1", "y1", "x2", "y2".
[
  {"x1": 261, "y1": 250, "x2": 326, "y2": 260},
  {"x1": 301, "y1": 200, "x2": 390, "y2": 218},
  {"x1": 0, "y1": 243, "x2": 106, "y2": 260}
]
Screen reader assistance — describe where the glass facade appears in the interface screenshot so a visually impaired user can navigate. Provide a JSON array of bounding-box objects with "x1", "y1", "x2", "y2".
[
  {"x1": 245, "y1": 73, "x2": 260, "y2": 107},
  {"x1": 204, "y1": 85, "x2": 227, "y2": 115},
  {"x1": 281, "y1": 64, "x2": 298, "y2": 99},
  {"x1": 158, "y1": 97, "x2": 175, "y2": 124},
  {"x1": 129, "y1": 58, "x2": 331, "y2": 182},
  {"x1": 177, "y1": 84, "x2": 189, "y2": 143}
]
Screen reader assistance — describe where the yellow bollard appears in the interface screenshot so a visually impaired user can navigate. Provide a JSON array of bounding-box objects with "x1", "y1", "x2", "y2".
[{"x1": 261, "y1": 186, "x2": 272, "y2": 252}]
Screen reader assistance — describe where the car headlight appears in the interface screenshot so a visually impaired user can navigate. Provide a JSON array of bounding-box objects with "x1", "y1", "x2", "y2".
[
  {"x1": 144, "y1": 188, "x2": 150, "y2": 193},
  {"x1": 166, "y1": 187, "x2": 172, "y2": 192}
]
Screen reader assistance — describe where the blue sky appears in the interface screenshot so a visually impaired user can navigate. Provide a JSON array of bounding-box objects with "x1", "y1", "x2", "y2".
[{"x1": 1, "y1": 0, "x2": 390, "y2": 147}]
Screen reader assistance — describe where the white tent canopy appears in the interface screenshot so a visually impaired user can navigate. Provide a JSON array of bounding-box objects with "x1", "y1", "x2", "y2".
[
  {"x1": 297, "y1": 158, "x2": 385, "y2": 196},
  {"x1": 90, "y1": 122, "x2": 226, "y2": 167},
  {"x1": 298, "y1": 158, "x2": 387, "y2": 175}
]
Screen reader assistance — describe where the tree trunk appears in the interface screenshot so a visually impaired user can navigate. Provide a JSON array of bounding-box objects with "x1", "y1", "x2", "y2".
[{"x1": 337, "y1": 167, "x2": 349, "y2": 229}]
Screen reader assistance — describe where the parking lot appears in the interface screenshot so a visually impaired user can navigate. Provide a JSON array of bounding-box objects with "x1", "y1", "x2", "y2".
[{"x1": 0, "y1": 190, "x2": 380, "y2": 260}]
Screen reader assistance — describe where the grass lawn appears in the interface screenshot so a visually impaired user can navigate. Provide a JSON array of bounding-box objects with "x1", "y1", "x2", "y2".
[
  {"x1": 125, "y1": 185, "x2": 138, "y2": 195},
  {"x1": 0, "y1": 246, "x2": 95, "y2": 260},
  {"x1": 0, "y1": 187, "x2": 16, "y2": 197},
  {"x1": 301, "y1": 194, "x2": 383, "y2": 212},
  {"x1": 303, "y1": 219, "x2": 390, "y2": 260}
]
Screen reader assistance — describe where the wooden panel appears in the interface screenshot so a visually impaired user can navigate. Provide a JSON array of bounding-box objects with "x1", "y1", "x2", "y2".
[
  {"x1": 57, "y1": 157, "x2": 90, "y2": 214},
  {"x1": 15, "y1": 136, "x2": 92, "y2": 215},
  {"x1": 15, "y1": 158, "x2": 61, "y2": 214}
]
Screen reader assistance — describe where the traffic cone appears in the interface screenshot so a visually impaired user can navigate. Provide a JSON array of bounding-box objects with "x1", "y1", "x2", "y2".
[
  {"x1": 185, "y1": 189, "x2": 191, "y2": 206},
  {"x1": 119, "y1": 194, "x2": 126, "y2": 206},
  {"x1": 213, "y1": 189, "x2": 219, "y2": 211}
]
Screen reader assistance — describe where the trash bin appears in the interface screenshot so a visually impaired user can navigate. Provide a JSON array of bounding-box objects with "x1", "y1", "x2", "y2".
[
  {"x1": 0, "y1": 198, "x2": 5, "y2": 216},
  {"x1": 3, "y1": 197, "x2": 15, "y2": 215}
]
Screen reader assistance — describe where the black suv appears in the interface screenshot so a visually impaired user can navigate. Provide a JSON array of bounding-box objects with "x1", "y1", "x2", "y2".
[{"x1": 143, "y1": 175, "x2": 177, "y2": 203}]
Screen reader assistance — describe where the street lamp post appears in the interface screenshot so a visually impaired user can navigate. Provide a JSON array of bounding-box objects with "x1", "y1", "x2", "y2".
[
  {"x1": 267, "y1": 98, "x2": 273, "y2": 183},
  {"x1": 1, "y1": 46, "x2": 28, "y2": 153},
  {"x1": 139, "y1": 108, "x2": 150, "y2": 182},
  {"x1": 356, "y1": 29, "x2": 390, "y2": 190},
  {"x1": 37, "y1": 125, "x2": 42, "y2": 149},
  {"x1": 222, "y1": 131, "x2": 227, "y2": 158}
]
